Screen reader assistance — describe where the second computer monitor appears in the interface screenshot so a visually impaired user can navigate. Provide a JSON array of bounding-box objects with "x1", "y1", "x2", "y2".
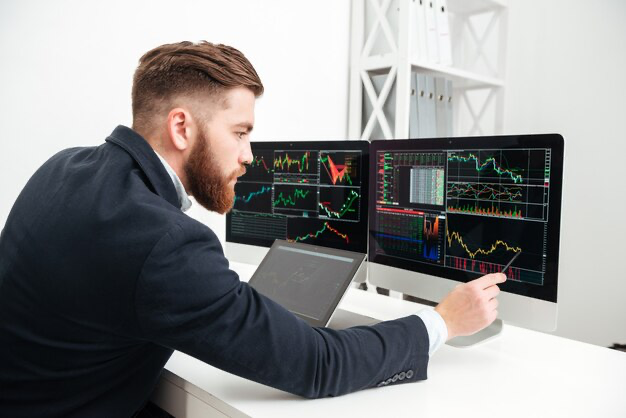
[
  {"x1": 226, "y1": 140, "x2": 369, "y2": 263},
  {"x1": 368, "y1": 135, "x2": 564, "y2": 331}
]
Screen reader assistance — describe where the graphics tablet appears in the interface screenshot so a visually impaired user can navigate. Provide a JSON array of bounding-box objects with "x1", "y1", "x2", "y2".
[{"x1": 248, "y1": 240, "x2": 366, "y2": 327}]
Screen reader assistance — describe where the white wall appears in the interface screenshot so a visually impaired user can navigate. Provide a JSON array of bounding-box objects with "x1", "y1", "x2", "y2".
[
  {"x1": 504, "y1": 0, "x2": 626, "y2": 347},
  {"x1": 0, "y1": 0, "x2": 351, "y2": 242}
]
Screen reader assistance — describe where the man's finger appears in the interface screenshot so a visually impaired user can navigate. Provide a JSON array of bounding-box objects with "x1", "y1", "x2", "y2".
[
  {"x1": 484, "y1": 284, "x2": 500, "y2": 300},
  {"x1": 494, "y1": 273, "x2": 507, "y2": 284},
  {"x1": 472, "y1": 272, "x2": 507, "y2": 289},
  {"x1": 487, "y1": 297, "x2": 499, "y2": 311}
]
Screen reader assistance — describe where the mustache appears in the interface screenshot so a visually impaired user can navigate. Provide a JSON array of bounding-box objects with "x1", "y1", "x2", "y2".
[{"x1": 231, "y1": 166, "x2": 247, "y2": 180}]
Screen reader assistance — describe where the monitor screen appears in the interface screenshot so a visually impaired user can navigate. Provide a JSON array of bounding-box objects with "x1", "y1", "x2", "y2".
[
  {"x1": 226, "y1": 140, "x2": 369, "y2": 254},
  {"x1": 368, "y1": 135, "x2": 564, "y2": 303}
]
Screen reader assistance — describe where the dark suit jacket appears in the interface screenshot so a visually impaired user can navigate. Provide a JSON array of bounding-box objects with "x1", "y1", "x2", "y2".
[{"x1": 0, "y1": 126, "x2": 430, "y2": 417}]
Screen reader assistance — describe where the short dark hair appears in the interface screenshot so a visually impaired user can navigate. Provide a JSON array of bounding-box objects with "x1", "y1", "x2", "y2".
[{"x1": 131, "y1": 41, "x2": 263, "y2": 131}]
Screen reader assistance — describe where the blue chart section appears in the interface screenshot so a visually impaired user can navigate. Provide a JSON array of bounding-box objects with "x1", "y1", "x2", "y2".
[
  {"x1": 233, "y1": 182, "x2": 272, "y2": 213},
  {"x1": 374, "y1": 207, "x2": 444, "y2": 264}
]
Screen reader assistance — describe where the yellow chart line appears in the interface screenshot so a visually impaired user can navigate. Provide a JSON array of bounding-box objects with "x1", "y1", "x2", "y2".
[{"x1": 446, "y1": 228, "x2": 521, "y2": 259}]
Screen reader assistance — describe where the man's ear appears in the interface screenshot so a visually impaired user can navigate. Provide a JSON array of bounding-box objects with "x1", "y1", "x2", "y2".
[{"x1": 166, "y1": 108, "x2": 193, "y2": 152}]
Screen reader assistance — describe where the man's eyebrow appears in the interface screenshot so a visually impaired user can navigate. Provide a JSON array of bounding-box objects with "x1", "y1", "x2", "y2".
[{"x1": 235, "y1": 122, "x2": 254, "y2": 132}]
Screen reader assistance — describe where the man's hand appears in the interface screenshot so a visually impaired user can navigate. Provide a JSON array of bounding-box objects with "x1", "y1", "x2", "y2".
[{"x1": 434, "y1": 273, "x2": 506, "y2": 341}]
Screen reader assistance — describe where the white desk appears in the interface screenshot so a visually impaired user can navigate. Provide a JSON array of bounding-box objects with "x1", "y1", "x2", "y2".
[{"x1": 151, "y1": 262, "x2": 626, "y2": 417}]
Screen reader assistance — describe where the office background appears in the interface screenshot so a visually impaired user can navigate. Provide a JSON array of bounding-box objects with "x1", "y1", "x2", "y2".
[{"x1": 1, "y1": 0, "x2": 624, "y2": 348}]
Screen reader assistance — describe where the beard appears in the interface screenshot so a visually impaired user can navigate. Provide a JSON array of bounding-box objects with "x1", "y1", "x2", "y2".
[{"x1": 184, "y1": 127, "x2": 245, "y2": 214}]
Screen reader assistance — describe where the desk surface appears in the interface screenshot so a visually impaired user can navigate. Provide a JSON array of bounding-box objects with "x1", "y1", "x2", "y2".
[{"x1": 159, "y1": 262, "x2": 626, "y2": 418}]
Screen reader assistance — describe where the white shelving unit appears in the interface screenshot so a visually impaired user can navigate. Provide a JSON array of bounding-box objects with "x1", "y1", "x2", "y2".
[{"x1": 348, "y1": 0, "x2": 508, "y2": 140}]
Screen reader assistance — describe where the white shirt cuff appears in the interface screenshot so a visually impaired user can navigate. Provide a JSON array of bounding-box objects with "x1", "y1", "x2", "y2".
[{"x1": 415, "y1": 309, "x2": 448, "y2": 356}]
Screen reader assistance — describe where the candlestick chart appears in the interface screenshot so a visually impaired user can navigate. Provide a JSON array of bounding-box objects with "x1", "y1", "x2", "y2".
[
  {"x1": 290, "y1": 220, "x2": 350, "y2": 245},
  {"x1": 273, "y1": 151, "x2": 316, "y2": 174},
  {"x1": 245, "y1": 151, "x2": 274, "y2": 182},
  {"x1": 273, "y1": 185, "x2": 318, "y2": 216},
  {"x1": 446, "y1": 149, "x2": 551, "y2": 221},
  {"x1": 318, "y1": 187, "x2": 360, "y2": 222},
  {"x1": 273, "y1": 150, "x2": 319, "y2": 184}
]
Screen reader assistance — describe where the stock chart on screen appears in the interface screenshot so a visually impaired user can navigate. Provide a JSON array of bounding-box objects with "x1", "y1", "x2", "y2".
[
  {"x1": 227, "y1": 141, "x2": 369, "y2": 253},
  {"x1": 369, "y1": 135, "x2": 564, "y2": 302}
]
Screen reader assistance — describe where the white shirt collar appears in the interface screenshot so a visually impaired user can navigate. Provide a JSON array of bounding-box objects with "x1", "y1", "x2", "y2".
[{"x1": 153, "y1": 151, "x2": 192, "y2": 212}]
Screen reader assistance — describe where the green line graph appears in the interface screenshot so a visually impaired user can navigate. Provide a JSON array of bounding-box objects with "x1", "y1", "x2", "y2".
[
  {"x1": 318, "y1": 189, "x2": 359, "y2": 221},
  {"x1": 274, "y1": 188, "x2": 310, "y2": 207},
  {"x1": 448, "y1": 153, "x2": 523, "y2": 183}
]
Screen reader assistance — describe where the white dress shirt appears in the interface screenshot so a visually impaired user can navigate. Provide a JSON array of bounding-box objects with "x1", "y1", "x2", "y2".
[{"x1": 154, "y1": 151, "x2": 192, "y2": 212}]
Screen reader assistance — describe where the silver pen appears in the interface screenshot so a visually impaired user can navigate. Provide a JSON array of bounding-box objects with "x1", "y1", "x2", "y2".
[{"x1": 501, "y1": 250, "x2": 522, "y2": 274}]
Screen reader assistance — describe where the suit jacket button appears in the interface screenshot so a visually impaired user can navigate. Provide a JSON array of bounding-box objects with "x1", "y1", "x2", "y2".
[
  {"x1": 385, "y1": 378, "x2": 393, "y2": 385},
  {"x1": 399, "y1": 372, "x2": 406, "y2": 380},
  {"x1": 392, "y1": 374, "x2": 399, "y2": 382},
  {"x1": 406, "y1": 370, "x2": 414, "y2": 379}
]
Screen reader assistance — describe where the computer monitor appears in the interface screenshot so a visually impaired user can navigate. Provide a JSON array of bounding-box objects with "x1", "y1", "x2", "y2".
[
  {"x1": 226, "y1": 140, "x2": 369, "y2": 265},
  {"x1": 368, "y1": 135, "x2": 564, "y2": 343}
]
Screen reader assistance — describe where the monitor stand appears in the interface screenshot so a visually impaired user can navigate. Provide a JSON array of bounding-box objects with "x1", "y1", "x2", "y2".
[
  {"x1": 446, "y1": 319, "x2": 503, "y2": 348},
  {"x1": 402, "y1": 293, "x2": 503, "y2": 347},
  {"x1": 327, "y1": 309, "x2": 380, "y2": 330}
]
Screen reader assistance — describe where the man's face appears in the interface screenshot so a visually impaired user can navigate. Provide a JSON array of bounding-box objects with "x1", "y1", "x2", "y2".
[{"x1": 184, "y1": 87, "x2": 255, "y2": 214}]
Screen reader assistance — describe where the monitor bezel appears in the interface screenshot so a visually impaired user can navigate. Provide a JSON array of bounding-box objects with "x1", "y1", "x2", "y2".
[{"x1": 368, "y1": 134, "x2": 564, "y2": 303}]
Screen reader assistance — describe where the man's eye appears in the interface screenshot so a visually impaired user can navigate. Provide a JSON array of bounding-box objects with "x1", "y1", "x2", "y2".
[{"x1": 237, "y1": 132, "x2": 246, "y2": 139}]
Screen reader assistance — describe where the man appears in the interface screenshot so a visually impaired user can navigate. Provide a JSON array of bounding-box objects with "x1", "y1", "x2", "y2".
[{"x1": 0, "y1": 41, "x2": 505, "y2": 416}]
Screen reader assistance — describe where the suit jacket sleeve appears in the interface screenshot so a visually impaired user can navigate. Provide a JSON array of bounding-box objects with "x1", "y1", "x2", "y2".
[{"x1": 134, "y1": 221, "x2": 430, "y2": 398}]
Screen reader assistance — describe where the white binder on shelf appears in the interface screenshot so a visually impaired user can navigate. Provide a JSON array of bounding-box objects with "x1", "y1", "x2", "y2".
[
  {"x1": 425, "y1": 1, "x2": 440, "y2": 64},
  {"x1": 416, "y1": 74, "x2": 436, "y2": 138},
  {"x1": 413, "y1": 0, "x2": 429, "y2": 62},
  {"x1": 435, "y1": 0, "x2": 453, "y2": 66},
  {"x1": 409, "y1": 72, "x2": 419, "y2": 138},
  {"x1": 445, "y1": 78, "x2": 454, "y2": 137},
  {"x1": 416, "y1": 73, "x2": 429, "y2": 139},
  {"x1": 422, "y1": 75, "x2": 437, "y2": 138},
  {"x1": 435, "y1": 77, "x2": 447, "y2": 137}
]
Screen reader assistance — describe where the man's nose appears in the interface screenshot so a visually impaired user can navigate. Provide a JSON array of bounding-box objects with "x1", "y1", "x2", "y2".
[{"x1": 240, "y1": 141, "x2": 253, "y2": 165}]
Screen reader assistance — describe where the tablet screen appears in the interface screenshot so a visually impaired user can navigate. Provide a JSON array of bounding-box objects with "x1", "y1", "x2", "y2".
[{"x1": 248, "y1": 240, "x2": 365, "y2": 327}]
